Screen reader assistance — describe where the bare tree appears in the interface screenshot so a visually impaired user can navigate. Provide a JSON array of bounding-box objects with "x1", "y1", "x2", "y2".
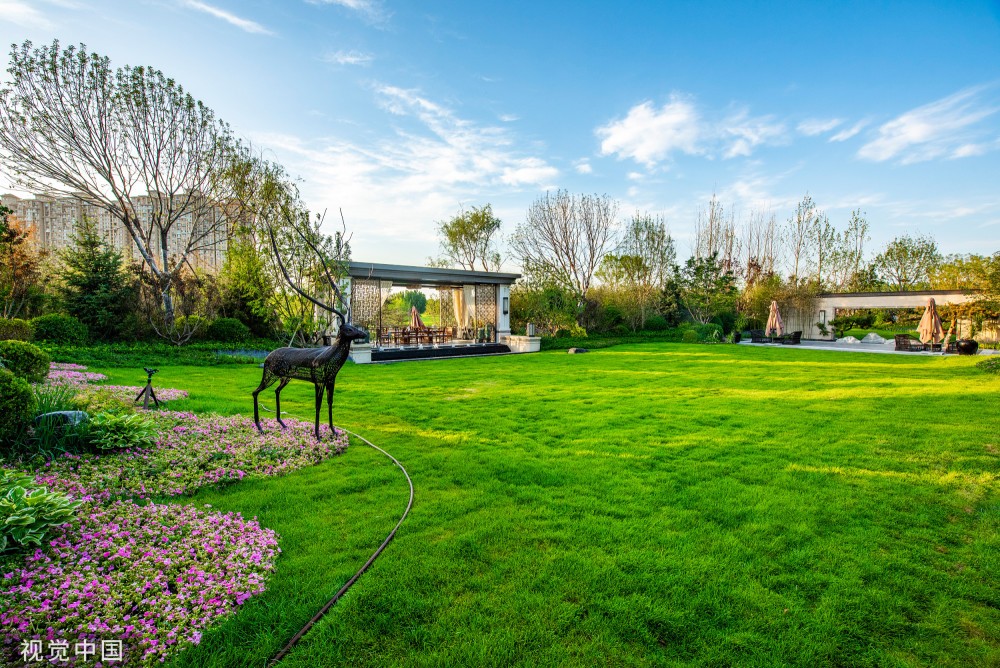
[
  {"x1": 693, "y1": 192, "x2": 740, "y2": 275},
  {"x1": 828, "y1": 209, "x2": 870, "y2": 290},
  {"x1": 0, "y1": 40, "x2": 245, "y2": 342},
  {"x1": 510, "y1": 190, "x2": 617, "y2": 316},
  {"x1": 434, "y1": 204, "x2": 503, "y2": 271},
  {"x1": 599, "y1": 211, "x2": 677, "y2": 328},
  {"x1": 786, "y1": 194, "x2": 817, "y2": 282},
  {"x1": 741, "y1": 208, "x2": 780, "y2": 287},
  {"x1": 808, "y1": 212, "x2": 836, "y2": 287}
]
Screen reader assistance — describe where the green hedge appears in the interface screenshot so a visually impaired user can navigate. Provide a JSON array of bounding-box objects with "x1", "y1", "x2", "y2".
[
  {"x1": 40, "y1": 339, "x2": 282, "y2": 367},
  {"x1": 0, "y1": 319, "x2": 34, "y2": 342},
  {"x1": 206, "y1": 318, "x2": 251, "y2": 343},
  {"x1": 32, "y1": 314, "x2": 88, "y2": 345},
  {"x1": 0, "y1": 340, "x2": 50, "y2": 383},
  {"x1": 0, "y1": 370, "x2": 36, "y2": 443}
]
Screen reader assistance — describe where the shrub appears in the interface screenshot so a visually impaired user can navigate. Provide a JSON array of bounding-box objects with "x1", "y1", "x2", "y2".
[
  {"x1": 976, "y1": 357, "x2": 1000, "y2": 375},
  {"x1": 0, "y1": 469, "x2": 80, "y2": 554},
  {"x1": 31, "y1": 314, "x2": 88, "y2": 345},
  {"x1": 555, "y1": 329, "x2": 572, "y2": 339},
  {"x1": 87, "y1": 411, "x2": 158, "y2": 450},
  {"x1": 569, "y1": 324, "x2": 588, "y2": 338},
  {"x1": 71, "y1": 386, "x2": 138, "y2": 415},
  {"x1": 644, "y1": 315, "x2": 668, "y2": 331},
  {"x1": 698, "y1": 323, "x2": 724, "y2": 341},
  {"x1": 0, "y1": 340, "x2": 50, "y2": 382},
  {"x1": 682, "y1": 330, "x2": 699, "y2": 343},
  {"x1": 0, "y1": 370, "x2": 36, "y2": 443},
  {"x1": 612, "y1": 324, "x2": 631, "y2": 336},
  {"x1": 601, "y1": 305, "x2": 625, "y2": 331},
  {"x1": 0, "y1": 318, "x2": 34, "y2": 341},
  {"x1": 206, "y1": 317, "x2": 251, "y2": 343}
]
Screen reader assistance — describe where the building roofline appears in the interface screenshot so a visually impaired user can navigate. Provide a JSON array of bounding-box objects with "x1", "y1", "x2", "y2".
[
  {"x1": 347, "y1": 261, "x2": 520, "y2": 286},
  {"x1": 818, "y1": 289, "x2": 975, "y2": 298}
]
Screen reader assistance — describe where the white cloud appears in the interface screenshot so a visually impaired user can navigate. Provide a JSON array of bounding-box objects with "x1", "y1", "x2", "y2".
[
  {"x1": 797, "y1": 118, "x2": 843, "y2": 136},
  {"x1": 499, "y1": 114, "x2": 519, "y2": 122},
  {"x1": 597, "y1": 95, "x2": 786, "y2": 166},
  {"x1": 573, "y1": 160, "x2": 592, "y2": 174},
  {"x1": 858, "y1": 86, "x2": 999, "y2": 163},
  {"x1": 307, "y1": 0, "x2": 388, "y2": 22},
  {"x1": 252, "y1": 84, "x2": 558, "y2": 248},
  {"x1": 721, "y1": 111, "x2": 786, "y2": 159},
  {"x1": 183, "y1": 0, "x2": 272, "y2": 34},
  {"x1": 321, "y1": 50, "x2": 372, "y2": 65},
  {"x1": 596, "y1": 96, "x2": 702, "y2": 166},
  {"x1": 0, "y1": 1, "x2": 54, "y2": 29},
  {"x1": 829, "y1": 119, "x2": 868, "y2": 142}
]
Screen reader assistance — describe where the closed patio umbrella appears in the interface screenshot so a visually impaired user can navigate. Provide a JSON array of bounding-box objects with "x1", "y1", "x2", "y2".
[
  {"x1": 917, "y1": 298, "x2": 944, "y2": 345},
  {"x1": 409, "y1": 306, "x2": 426, "y2": 330},
  {"x1": 765, "y1": 301, "x2": 784, "y2": 338}
]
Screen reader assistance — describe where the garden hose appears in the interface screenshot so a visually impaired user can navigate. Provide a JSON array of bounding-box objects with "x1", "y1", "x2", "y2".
[{"x1": 266, "y1": 426, "x2": 414, "y2": 667}]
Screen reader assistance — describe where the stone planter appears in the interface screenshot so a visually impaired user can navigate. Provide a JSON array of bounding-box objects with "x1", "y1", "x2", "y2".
[
  {"x1": 956, "y1": 339, "x2": 979, "y2": 356},
  {"x1": 732, "y1": 332, "x2": 742, "y2": 344}
]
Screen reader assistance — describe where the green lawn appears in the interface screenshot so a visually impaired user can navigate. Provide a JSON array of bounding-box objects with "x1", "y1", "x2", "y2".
[{"x1": 92, "y1": 344, "x2": 1000, "y2": 667}]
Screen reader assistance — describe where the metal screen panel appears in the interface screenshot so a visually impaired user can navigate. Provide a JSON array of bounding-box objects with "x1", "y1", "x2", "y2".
[{"x1": 475, "y1": 283, "x2": 497, "y2": 342}]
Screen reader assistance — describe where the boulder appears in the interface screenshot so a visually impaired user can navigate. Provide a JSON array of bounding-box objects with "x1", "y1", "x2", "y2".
[
  {"x1": 861, "y1": 333, "x2": 886, "y2": 344},
  {"x1": 34, "y1": 411, "x2": 89, "y2": 428},
  {"x1": 567, "y1": 347, "x2": 590, "y2": 354},
  {"x1": 836, "y1": 336, "x2": 860, "y2": 345}
]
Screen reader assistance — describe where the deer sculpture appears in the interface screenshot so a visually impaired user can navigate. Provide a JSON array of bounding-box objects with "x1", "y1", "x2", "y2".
[{"x1": 252, "y1": 225, "x2": 368, "y2": 440}]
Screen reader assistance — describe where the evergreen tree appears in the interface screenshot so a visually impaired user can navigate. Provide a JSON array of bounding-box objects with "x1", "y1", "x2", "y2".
[{"x1": 59, "y1": 218, "x2": 132, "y2": 341}]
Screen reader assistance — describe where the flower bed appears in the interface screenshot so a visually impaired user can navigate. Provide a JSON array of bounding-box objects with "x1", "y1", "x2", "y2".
[
  {"x1": 29, "y1": 412, "x2": 349, "y2": 502},
  {"x1": 1, "y1": 501, "x2": 279, "y2": 667},
  {"x1": 41, "y1": 362, "x2": 188, "y2": 402}
]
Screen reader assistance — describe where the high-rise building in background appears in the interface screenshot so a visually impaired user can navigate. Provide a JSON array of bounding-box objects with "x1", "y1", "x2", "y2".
[{"x1": 0, "y1": 193, "x2": 229, "y2": 272}]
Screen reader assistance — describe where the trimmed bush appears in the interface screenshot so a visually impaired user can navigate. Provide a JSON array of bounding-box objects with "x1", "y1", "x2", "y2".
[
  {"x1": 554, "y1": 329, "x2": 572, "y2": 339},
  {"x1": 644, "y1": 315, "x2": 668, "y2": 332},
  {"x1": 0, "y1": 369, "x2": 36, "y2": 443},
  {"x1": 682, "y1": 329, "x2": 699, "y2": 344},
  {"x1": 0, "y1": 340, "x2": 51, "y2": 383},
  {"x1": 206, "y1": 317, "x2": 251, "y2": 343},
  {"x1": 698, "y1": 323, "x2": 723, "y2": 341},
  {"x1": 31, "y1": 314, "x2": 87, "y2": 345},
  {"x1": 0, "y1": 318, "x2": 34, "y2": 342}
]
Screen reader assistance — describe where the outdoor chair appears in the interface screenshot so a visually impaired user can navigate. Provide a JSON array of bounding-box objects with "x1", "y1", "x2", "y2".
[
  {"x1": 781, "y1": 331, "x2": 802, "y2": 345},
  {"x1": 894, "y1": 334, "x2": 914, "y2": 352},
  {"x1": 946, "y1": 340, "x2": 957, "y2": 354},
  {"x1": 750, "y1": 330, "x2": 766, "y2": 343}
]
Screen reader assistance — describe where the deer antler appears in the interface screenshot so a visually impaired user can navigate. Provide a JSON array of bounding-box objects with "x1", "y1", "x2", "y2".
[{"x1": 267, "y1": 224, "x2": 347, "y2": 325}]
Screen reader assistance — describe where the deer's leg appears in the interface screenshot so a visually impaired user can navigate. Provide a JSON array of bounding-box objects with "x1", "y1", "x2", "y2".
[
  {"x1": 274, "y1": 378, "x2": 291, "y2": 429},
  {"x1": 314, "y1": 384, "x2": 324, "y2": 441},
  {"x1": 252, "y1": 370, "x2": 277, "y2": 434},
  {"x1": 326, "y1": 381, "x2": 336, "y2": 436}
]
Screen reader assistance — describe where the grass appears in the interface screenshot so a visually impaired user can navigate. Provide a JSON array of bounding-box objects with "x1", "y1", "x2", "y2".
[{"x1": 78, "y1": 343, "x2": 1000, "y2": 667}]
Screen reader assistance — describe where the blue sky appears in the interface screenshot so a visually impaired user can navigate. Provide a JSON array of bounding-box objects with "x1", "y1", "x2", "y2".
[{"x1": 1, "y1": 0, "x2": 999, "y2": 268}]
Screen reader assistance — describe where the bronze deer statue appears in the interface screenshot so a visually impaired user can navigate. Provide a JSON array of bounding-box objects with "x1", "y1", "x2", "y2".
[{"x1": 252, "y1": 225, "x2": 367, "y2": 440}]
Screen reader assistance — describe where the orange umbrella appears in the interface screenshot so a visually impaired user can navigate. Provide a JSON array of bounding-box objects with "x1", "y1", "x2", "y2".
[
  {"x1": 765, "y1": 301, "x2": 784, "y2": 337},
  {"x1": 409, "y1": 306, "x2": 426, "y2": 330},
  {"x1": 917, "y1": 298, "x2": 944, "y2": 344}
]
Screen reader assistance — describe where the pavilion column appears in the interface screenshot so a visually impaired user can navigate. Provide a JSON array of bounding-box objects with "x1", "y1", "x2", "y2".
[{"x1": 496, "y1": 284, "x2": 510, "y2": 338}]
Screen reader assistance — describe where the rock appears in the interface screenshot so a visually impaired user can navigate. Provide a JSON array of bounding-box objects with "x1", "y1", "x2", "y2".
[
  {"x1": 567, "y1": 347, "x2": 590, "y2": 354},
  {"x1": 836, "y1": 336, "x2": 860, "y2": 344},
  {"x1": 34, "y1": 411, "x2": 89, "y2": 428},
  {"x1": 861, "y1": 333, "x2": 886, "y2": 344}
]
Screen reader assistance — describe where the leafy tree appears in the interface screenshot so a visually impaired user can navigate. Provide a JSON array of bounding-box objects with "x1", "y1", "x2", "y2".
[
  {"x1": 0, "y1": 206, "x2": 43, "y2": 319},
  {"x1": 786, "y1": 194, "x2": 818, "y2": 282},
  {"x1": 57, "y1": 218, "x2": 133, "y2": 341},
  {"x1": 0, "y1": 40, "x2": 248, "y2": 342},
  {"x1": 808, "y1": 212, "x2": 836, "y2": 287},
  {"x1": 509, "y1": 279, "x2": 577, "y2": 336},
  {"x1": 434, "y1": 204, "x2": 503, "y2": 271},
  {"x1": 828, "y1": 210, "x2": 870, "y2": 290},
  {"x1": 399, "y1": 290, "x2": 427, "y2": 314},
  {"x1": 680, "y1": 252, "x2": 737, "y2": 324},
  {"x1": 874, "y1": 233, "x2": 941, "y2": 290}
]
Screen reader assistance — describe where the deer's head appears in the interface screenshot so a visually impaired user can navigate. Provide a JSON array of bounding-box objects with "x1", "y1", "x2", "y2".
[{"x1": 338, "y1": 321, "x2": 368, "y2": 343}]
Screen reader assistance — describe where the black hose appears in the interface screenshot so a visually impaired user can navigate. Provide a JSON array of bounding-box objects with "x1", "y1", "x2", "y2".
[{"x1": 267, "y1": 428, "x2": 414, "y2": 667}]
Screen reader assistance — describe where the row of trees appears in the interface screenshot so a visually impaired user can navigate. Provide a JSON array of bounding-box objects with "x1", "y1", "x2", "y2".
[
  {"x1": 432, "y1": 191, "x2": 998, "y2": 336},
  {"x1": 0, "y1": 40, "x2": 350, "y2": 345}
]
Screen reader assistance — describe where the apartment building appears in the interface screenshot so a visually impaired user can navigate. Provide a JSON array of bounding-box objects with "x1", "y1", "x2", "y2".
[{"x1": 1, "y1": 193, "x2": 229, "y2": 272}]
